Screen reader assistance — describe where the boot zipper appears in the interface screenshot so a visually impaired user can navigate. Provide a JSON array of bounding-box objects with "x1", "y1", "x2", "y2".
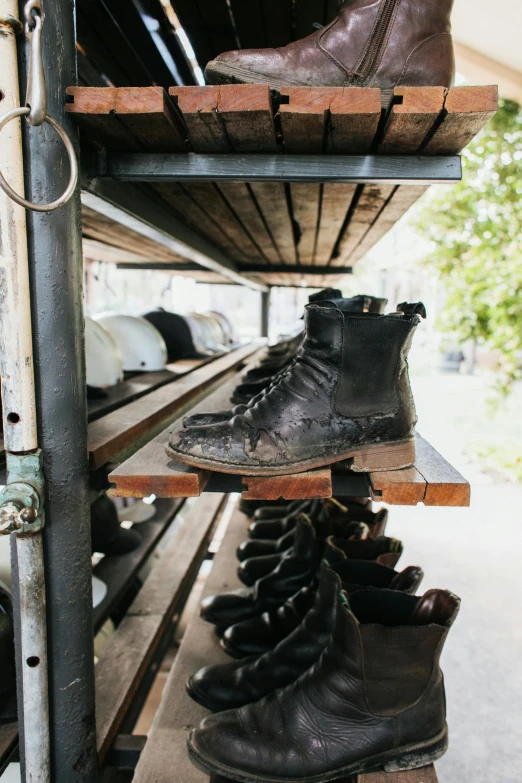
[{"x1": 354, "y1": 0, "x2": 400, "y2": 82}]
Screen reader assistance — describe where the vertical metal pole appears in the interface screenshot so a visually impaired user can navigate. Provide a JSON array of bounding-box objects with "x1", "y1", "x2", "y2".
[
  {"x1": 260, "y1": 288, "x2": 270, "y2": 339},
  {"x1": 17, "y1": 0, "x2": 98, "y2": 780}
]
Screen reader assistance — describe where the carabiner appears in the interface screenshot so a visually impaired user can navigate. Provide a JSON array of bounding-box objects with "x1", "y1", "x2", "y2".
[{"x1": 24, "y1": 0, "x2": 46, "y2": 126}]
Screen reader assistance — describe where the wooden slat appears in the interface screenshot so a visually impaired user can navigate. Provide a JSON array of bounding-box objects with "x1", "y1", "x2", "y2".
[
  {"x1": 315, "y1": 183, "x2": 357, "y2": 264},
  {"x1": 92, "y1": 498, "x2": 183, "y2": 632},
  {"x1": 332, "y1": 184, "x2": 395, "y2": 264},
  {"x1": 349, "y1": 185, "x2": 429, "y2": 266},
  {"x1": 88, "y1": 343, "x2": 259, "y2": 469},
  {"x1": 378, "y1": 87, "x2": 447, "y2": 154},
  {"x1": 355, "y1": 766, "x2": 439, "y2": 783},
  {"x1": 292, "y1": 183, "x2": 321, "y2": 264},
  {"x1": 250, "y1": 182, "x2": 298, "y2": 265},
  {"x1": 279, "y1": 87, "x2": 333, "y2": 153},
  {"x1": 95, "y1": 493, "x2": 227, "y2": 762},
  {"x1": 132, "y1": 503, "x2": 248, "y2": 783},
  {"x1": 242, "y1": 468, "x2": 332, "y2": 500},
  {"x1": 423, "y1": 85, "x2": 499, "y2": 155},
  {"x1": 369, "y1": 434, "x2": 470, "y2": 507},
  {"x1": 218, "y1": 182, "x2": 283, "y2": 265},
  {"x1": 217, "y1": 84, "x2": 277, "y2": 153},
  {"x1": 327, "y1": 88, "x2": 382, "y2": 153},
  {"x1": 170, "y1": 86, "x2": 229, "y2": 153},
  {"x1": 66, "y1": 87, "x2": 187, "y2": 151}
]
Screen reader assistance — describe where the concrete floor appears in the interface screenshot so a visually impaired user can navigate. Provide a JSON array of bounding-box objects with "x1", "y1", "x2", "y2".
[{"x1": 386, "y1": 483, "x2": 522, "y2": 782}]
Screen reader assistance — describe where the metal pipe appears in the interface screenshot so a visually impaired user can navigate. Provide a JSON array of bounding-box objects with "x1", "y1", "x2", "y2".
[
  {"x1": 0, "y1": 4, "x2": 50, "y2": 781},
  {"x1": 17, "y1": 0, "x2": 98, "y2": 778},
  {"x1": 260, "y1": 289, "x2": 270, "y2": 339},
  {"x1": 0, "y1": 0, "x2": 37, "y2": 452},
  {"x1": 16, "y1": 534, "x2": 50, "y2": 783}
]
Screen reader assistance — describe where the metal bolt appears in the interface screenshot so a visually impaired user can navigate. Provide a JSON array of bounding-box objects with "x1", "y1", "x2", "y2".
[{"x1": 20, "y1": 507, "x2": 38, "y2": 523}]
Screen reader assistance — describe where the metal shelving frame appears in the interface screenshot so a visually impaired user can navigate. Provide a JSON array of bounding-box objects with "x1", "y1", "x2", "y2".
[{"x1": 0, "y1": 0, "x2": 468, "y2": 780}]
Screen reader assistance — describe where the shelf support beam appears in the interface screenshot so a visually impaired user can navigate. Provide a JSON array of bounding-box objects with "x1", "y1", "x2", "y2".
[{"x1": 91, "y1": 152, "x2": 462, "y2": 185}]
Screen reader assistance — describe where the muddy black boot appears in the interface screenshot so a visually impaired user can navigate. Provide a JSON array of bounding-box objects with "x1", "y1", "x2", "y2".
[
  {"x1": 183, "y1": 294, "x2": 387, "y2": 428},
  {"x1": 188, "y1": 587, "x2": 460, "y2": 781},
  {"x1": 205, "y1": 0, "x2": 455, "y2": 95},
  {"x1": 200, "y1": 518, "x2": 321, "y2": 630},
  {"x1": 224, "y1": 534, "x2": 404, "y2": 657},
  {"x1": 187, "y1": 560, "x2": 423, "y2": 712},
  {"x1": 168, "y1": 302, "x2": 425, "y2": 476}
]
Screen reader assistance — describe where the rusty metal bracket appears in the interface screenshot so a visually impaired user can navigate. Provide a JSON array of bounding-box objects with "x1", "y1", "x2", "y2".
[{"x1": 0, "y1": 450, "x2": 45, "y2": 535}]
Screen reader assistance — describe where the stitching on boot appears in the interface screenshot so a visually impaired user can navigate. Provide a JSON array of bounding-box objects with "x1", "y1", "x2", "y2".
[{"x1": 397, "y1": 33, "x2": 453, "y2": 85}]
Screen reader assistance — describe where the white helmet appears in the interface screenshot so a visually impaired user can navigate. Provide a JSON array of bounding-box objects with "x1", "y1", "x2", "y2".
[
  {"x1": 95, "y1": 314, "x2": 168, "y2": 372},
  {"x1": 85, "y1": 317, "x2": 124, "y2": 389}
]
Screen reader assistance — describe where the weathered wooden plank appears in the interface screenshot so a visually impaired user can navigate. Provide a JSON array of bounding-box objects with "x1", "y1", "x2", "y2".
[
  {"x1": 217, "y1": 84, "x2": 277, "y2": 153},
  {"x1": 132, "y1": 503, "x2": 248, "y2": 783},
  {"x1": 170, "y1": 86, "x2": 229, "y2": 153},
  {"x1": 250, "y1": 182, "x2": 298, "y2": 265},
  {"x1": 355, "y1": 766, "x2": 439, "y2": 783},
  {"x1": 218, "y1": 182, "x2": 283, "y2": 265},
  {"x1": 279, "y1": 87, "x2": 333, "y2": 153},
  {"x1": 328, "y1": 88, "x2": 382, "y2": 153},
  {"x1": 66, "y1": 86, "x2": 187, "y2": 151},
  {"x1": 95, "y1": 493, "x2": 226, "y2": 762},
  {"x1": 349, "y1": 185, "x2": 428, "y2": 265},
  {"x1": 414, "y1": 435, "x2": 471, "y2": 507},
  {"x1": 292, "y1": 183, "x2": 322, "y2": 264},
  {"x1": 242, "y1": 468, "x2": 332, "y2": 500},
  {"x1": 423, "y1": 85, "x2": 498, "y2": 155},
  {"x1": 379, "y1": 86, "x2": 447, "y2": 154},
  {"x1": 315, "y1": 183, "x2": 357, "y2": 264},
  {"x1": 89, "y1": 343, "x2": 259, "y2": 469},
  {"x1": 332, "y1": 184, "x2": 395, "y2": 265},
  {"x1": 370, "y1": 434, "x2": 469, "y2": 507}
]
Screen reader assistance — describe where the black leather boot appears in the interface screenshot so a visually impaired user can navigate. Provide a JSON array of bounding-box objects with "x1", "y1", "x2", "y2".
[
  {"x1": 183, "y1": 294, "x2": 387, "y2": 428},
  {"x1": 248, "y1": 497, "x2": 383, "y2": 540},
  {"x1": 168, "y1": 302, "x2": 425, "y2": 476},
  {"x1": 187, "y1": 559, "x2": 423, "y2": 712},
  {"x1": 200, "y1": 518, "x2": 321, "y2": 629},
  {"x1": 90, "y1": 494, "x2": 141, "y2": 556},
  {"x1": 238, "y1": 498, "x2": 289, "y2": 518},
  {"x1": 251, "y1": 499, "x2": 310, "y2": 521},
  {"x1": 0, "y1": 586, "x2": 17, "y2": 721},
  {"x1": 238, "y1": 505, "x2": 377, "y2": 586},
  {"x1": 188, "y1": 587, "x2": 460, "y2": 781},
  {"x1": 223, "y1": 534, "x2": 404, "y2": 657}
]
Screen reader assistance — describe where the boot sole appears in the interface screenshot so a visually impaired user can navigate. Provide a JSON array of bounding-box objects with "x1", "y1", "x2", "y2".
[
  {"x1": 165, "y1": 437, "x2": 415, "y2": 477},
  {"x1": 187, "y1": 722, "x2": 448, "y2": 783},
  {"x1": 205, "y1": 62, "x2": 394, "y2": 107}
]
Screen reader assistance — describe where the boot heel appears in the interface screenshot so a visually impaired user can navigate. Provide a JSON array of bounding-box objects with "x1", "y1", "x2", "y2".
[
  {"x1": 349, "y1": 438, "x2": 416, "y2": 473},
  {"x1": 383, "y1": 727, "x2": 449, "y2": 772}
]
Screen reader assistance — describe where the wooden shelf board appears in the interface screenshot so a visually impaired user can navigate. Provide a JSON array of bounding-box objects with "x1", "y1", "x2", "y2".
[
  {"x1": 88, "y1": 343, "x2": 261, "y2": 470},
  {"x1": 73, "y1": 85, "x2": 498, "y2": 285},
  {"x1": 92, "y1": 497, "x2": 184, "y2": 632},
  {"x1": 96, "y1": 493, "x2": 228, "y2": 763}
]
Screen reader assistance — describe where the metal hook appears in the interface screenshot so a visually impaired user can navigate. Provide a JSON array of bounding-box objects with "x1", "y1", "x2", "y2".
[{"x1": 24, "y1": 0, "x2": 46, "y2": 126}]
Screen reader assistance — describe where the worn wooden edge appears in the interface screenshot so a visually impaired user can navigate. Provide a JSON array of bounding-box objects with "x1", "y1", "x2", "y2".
[
  {"x1": 132, "y1": 502, "x2": 247, "y2": 783},
  {"x1": 369, "y1": 434, "x2": 469, "y2": 507},
  {"x1": 95, "y1": 493, "x2": 228, "y2": 763},
  {"x1": 353, "y1": 766, "x2": 439, "y2": 783},
  {"x1": 242, "y1": 467, "x2": 333, "y2": 500}
]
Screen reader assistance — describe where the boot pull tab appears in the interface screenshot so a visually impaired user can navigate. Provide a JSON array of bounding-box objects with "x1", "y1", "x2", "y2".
[
  {"x1": 389, "y1": 565, "x2": 424, "y2": 594},
  {"x1": 397, "y1": 301, "x2": 427, "y2": 319},
  {"x1": 411, "y1": 589, "x2": 461, "y2": 626}
]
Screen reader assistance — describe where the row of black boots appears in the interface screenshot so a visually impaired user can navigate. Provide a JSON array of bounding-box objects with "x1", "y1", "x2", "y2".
[{"x1": 185, "y1": 495, "x2": 460, "y2": 782}]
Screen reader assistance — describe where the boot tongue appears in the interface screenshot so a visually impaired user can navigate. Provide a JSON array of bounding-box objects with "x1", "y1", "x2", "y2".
[{"x1": 411, "y1": 589, "x2": 460, "y2": 626}]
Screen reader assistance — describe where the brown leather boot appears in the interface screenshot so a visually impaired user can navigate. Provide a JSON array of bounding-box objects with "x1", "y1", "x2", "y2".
[{"x1": 205, "y1": 0, "x2": 455, "y2": 97}]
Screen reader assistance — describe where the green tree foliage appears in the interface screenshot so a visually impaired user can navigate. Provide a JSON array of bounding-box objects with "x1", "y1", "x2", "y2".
[{"x1": 412, "y1": 99, "x2": 522, "y2": 393}]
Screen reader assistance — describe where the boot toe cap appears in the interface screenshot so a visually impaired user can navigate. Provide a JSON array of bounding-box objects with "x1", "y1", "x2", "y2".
[{"x1": 200, "y1": 588, "x2": 254, "y2": 626}]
